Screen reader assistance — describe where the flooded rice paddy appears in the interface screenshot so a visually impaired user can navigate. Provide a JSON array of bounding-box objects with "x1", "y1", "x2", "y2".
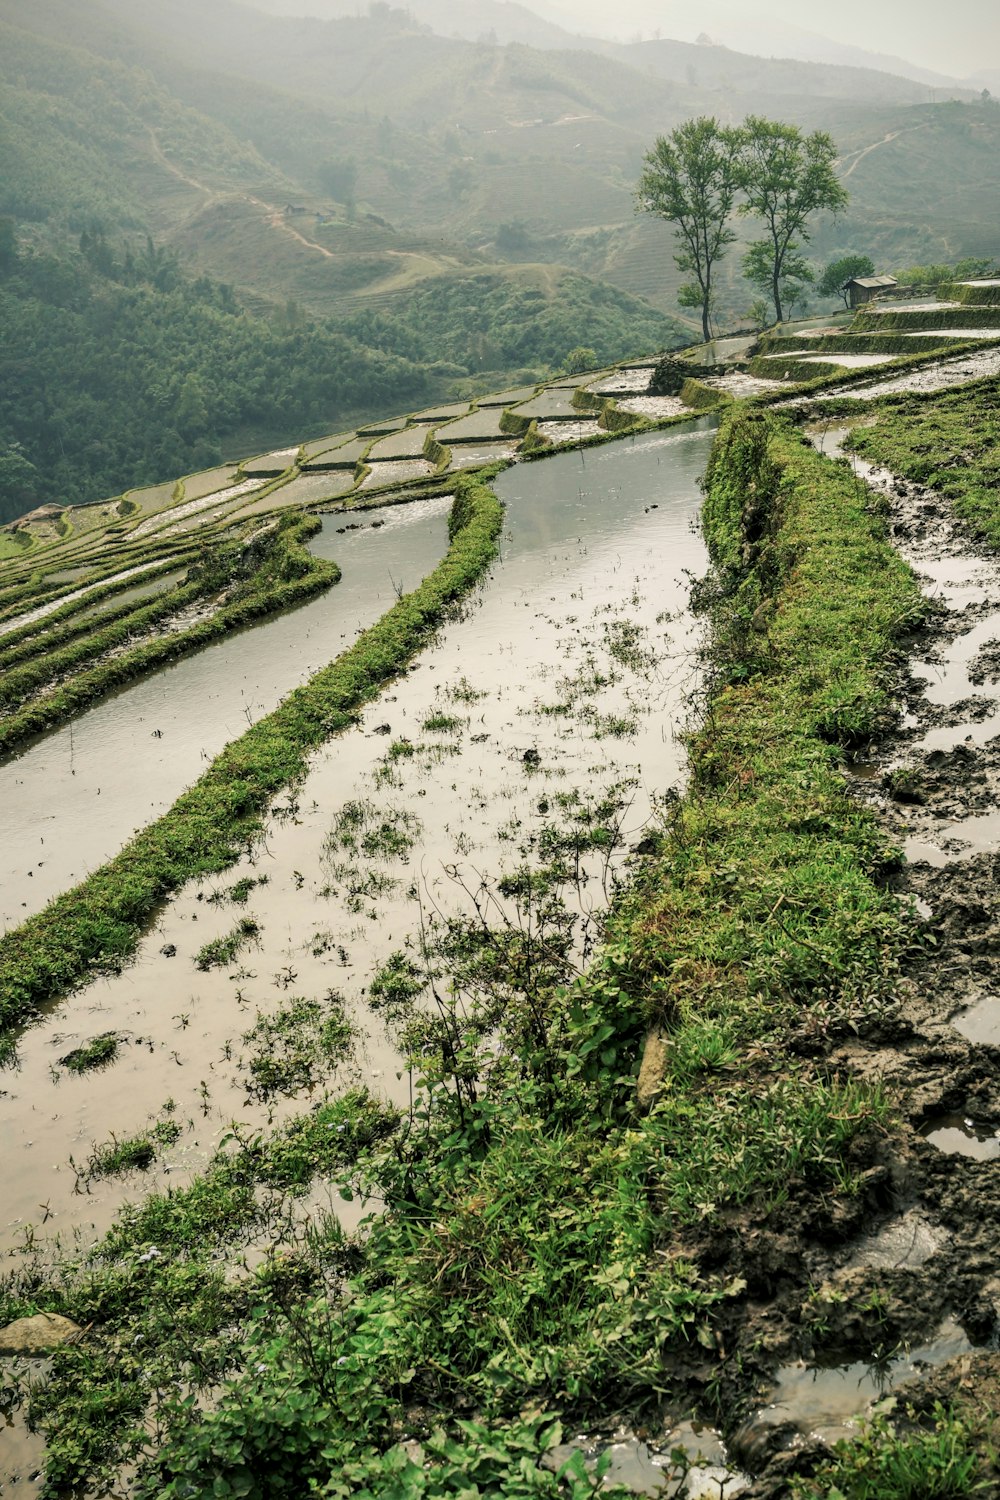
[
  {"x1": 0, "y1": 498, "x2": 454, "y2": 931},
  {"x1": 0, "y1": 426, "x2": 713, "y2": 1263}
]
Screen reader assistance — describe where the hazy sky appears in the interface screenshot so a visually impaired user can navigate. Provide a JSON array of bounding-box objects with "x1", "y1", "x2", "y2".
[{"x1": 538, "y1": 0, "x2": 1000, "y2": 79}]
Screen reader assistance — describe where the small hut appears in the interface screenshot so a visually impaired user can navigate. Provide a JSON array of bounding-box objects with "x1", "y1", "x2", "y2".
[{"x1": 843, "y1": 274, "x2": 898, "y2": 309}]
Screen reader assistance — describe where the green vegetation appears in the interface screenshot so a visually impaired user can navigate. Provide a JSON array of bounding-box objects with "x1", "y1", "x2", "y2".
[
  {"x1": 845, "y1": 377, "x2": 1000, "y2": 545},
  {"x1": 739, "y1": 118, "x2": 848, "y2": 323},
  {"x1": 58, "y1": 1033, "x2": 120, "y2": 1073},
  {"x1": 639, "y1": 115, "x2": 848, "y2": 331},
  {"x1": 0, "y1": 235, "x2": 436, "y2": 528},
  {"x1": 85, "y1": 1120, "x2": 183, "y2": 1179},
  {"x1": 819, "y1": 254, "x2": 876, "y2": 305},
  {"x1": 637, "y1": 117, "x2": 743, "y2": 342},
  {"x1": 794, "y1": 1404, "x2": 985, "y2": 1499},
  {"x1": 4, "y1": 405, "x2": 935, "y2": 1497},
  {"x1": 240, "y1": 993, "x2": 354, "y2": 1102},
  {"x1": 0, "y1": 474, "x2": 503, "y2": 1037},
  {"x1": 194, "y1": 916, "x2": 261, "y2": 971}
]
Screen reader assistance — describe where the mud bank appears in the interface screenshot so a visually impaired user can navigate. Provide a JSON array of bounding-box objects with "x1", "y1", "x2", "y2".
[{"x1": 731, "y1": 420, "x2": 1000, "y2": 1492}]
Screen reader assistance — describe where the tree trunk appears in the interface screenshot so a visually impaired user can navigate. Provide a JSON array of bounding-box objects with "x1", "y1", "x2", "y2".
[
  {"x1": 701, "y1": 299, "x2": 711, "y2": 342},
  {"x1": 772, "y1": 267, "x2": 784, "y2": 325}
]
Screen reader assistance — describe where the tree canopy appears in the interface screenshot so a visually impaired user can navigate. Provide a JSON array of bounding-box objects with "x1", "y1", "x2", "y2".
[
  {"x1": 738, "y1": 118, "x2": 849, "y2": 324},
  {"x1": 637, "y1": 117, "x2": 743, "y2": 342},
  {"x1": 818, "y1": 254, "x2": 876, "y2": 306},
  {"x1": 637, "y1": 115, "x2": 850, "y2": 333}
]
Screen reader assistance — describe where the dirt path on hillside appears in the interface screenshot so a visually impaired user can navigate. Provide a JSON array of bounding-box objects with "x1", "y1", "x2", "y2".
[
  {"x1": 147, "y1": 128, "x2": 216, "y2": 201},
  {"x1": 837, "y1": 123, "x2": 926, "y2": 180}
]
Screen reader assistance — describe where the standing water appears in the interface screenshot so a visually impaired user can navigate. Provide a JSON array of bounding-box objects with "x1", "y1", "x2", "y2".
[
  {"x1": 0, "y1": 498, "x2": 453, "y2": 930},
  {"x1": 0, "y1": 425, "x2": 717, "y2": 1496}
]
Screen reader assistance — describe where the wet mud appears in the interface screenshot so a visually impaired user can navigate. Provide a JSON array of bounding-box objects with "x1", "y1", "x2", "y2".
[
  {"x1": 563, "y1": 417, "x2": 1000, "y2": 1497},
  {"x1": 696, "y1": 422, "x2": 1000, "y2": 1493}
]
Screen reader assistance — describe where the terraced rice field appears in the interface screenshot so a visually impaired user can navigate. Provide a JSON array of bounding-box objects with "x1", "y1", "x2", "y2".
[
  {"x1": 366, "y1": 425, "x2": 435, "y2": 461},
  {"x1": 434, "y1": 407, "x2": 510, "y2": 443}
]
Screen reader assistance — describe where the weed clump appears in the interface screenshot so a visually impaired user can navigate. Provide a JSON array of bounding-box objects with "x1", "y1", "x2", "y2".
[
  {"x1": 240, "y1": 993, "x2": 354, "y2": 1101},
  {"x1": 194, "y1": 916, "x2": 260, "y2": 971},
  {"x1": 58, "y1": 1033, "x2": 120, "y2": 1073},
  {"x1": 85, "y1": 1120, "x2": 183, "y2": 1179}
]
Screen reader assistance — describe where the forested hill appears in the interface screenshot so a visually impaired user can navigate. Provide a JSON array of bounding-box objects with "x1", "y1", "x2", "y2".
[
  {"x1": 0, "y1": 1, "x2": 684, "y2": 524},
  {"x1": 3, "y1": 0, "x2": 1000, "y2": 522},
  {"x1": 0, "y1": 233, "x2": 678, "y2": 525}
]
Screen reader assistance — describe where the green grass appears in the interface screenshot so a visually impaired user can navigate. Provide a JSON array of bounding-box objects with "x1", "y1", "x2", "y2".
[
  {"x1": 58, "y1": 1033, "x2": 120, "y2": 1073},
  {"x1": 240, "y1": 993, "x2": 354, "y2": 1102},
  {"x1": 861, "y1": 306, "x2": 1000, "y2": 332},
  {"x1": 85, "y1": 1120, "x2": 183, "y2": 1179},
  {"x1": 194, "y1": 916, "x2": 261, "y2": 971},
  {"x1": 758, "y1": 331, "x2": 974, "y2": 355},
  {"x1": 941, "y1": 281, "x2": 1000, "y2": 306},
  {"x1": 793, "y1": 1404, "x2": 986, "y2": 1499},
  {"x1": 845, "y1": 376, "x2": 1000, "y2": 546}
]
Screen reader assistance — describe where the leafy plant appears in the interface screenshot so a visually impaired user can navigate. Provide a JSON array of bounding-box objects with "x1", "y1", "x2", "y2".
[{"x1": 793, "y1": 1403, "x2": 986, "y2": 1499}]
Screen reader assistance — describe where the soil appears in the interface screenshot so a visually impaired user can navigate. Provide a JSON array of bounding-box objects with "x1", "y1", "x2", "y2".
[
  {"x1": 695, "y1": 425, "x2": 1000, "y2": 1493},
  {"x1": 519, "y1": 407, "x2": 1000, "y2": 1496}
]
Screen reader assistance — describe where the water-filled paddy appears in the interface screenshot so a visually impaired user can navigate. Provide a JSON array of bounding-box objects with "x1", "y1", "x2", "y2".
[{"x1": 0, "y1": 424, "x2": 713, "y2": 1255}]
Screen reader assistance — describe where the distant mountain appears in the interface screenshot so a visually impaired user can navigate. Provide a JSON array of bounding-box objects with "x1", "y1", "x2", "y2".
[
  {"x1": 3, "y1": 0, "x2": 998, "y2": 340},
  {"x1": 251, "y1": 0, "x2": 589, "y2": 49},
  {"x1": 528, "y1": 0, "x2": 966, "y2": 91}
]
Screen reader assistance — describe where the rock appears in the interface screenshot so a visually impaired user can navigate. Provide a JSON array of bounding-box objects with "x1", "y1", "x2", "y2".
[
  {"x1": 637, "y1": 1028, "x2": 670, "y2": 1111},
  {"x1": 160, "y1": 943, "x2": 177, "y2": 957},
  {"x1": 0, "y1": 1313, "x2": 81, "y2": 1355}
]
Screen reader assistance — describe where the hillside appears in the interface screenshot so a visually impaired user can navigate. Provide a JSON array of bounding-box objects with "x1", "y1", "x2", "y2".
[
  {"x1": 4, "y1": 0, "x2": 1000, "y2": 519},
  {"x1": 0, "y1": 0, "x2": 685, "y2": 521}
]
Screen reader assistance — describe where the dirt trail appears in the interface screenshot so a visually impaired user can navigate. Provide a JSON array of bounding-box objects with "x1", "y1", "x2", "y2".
[
  {"x1": 147, "y1": 129, "x2": 215, "y2": 201},
  {"x1": 837, "y1": 124, "x2": 925, "y2": 180}
]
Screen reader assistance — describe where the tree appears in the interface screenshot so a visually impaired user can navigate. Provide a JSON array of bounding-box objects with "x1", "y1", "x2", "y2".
[
  {"x1": 563, "y1": 346, "x2": 597, "y2": 374},
  {"x1": 0, "y1": 217, "x2": 18, "y2": 275},
  {"x1": 637, "y1": 117, "x2": 743, "y2": 342},
  {"x1": 743, "y1": 241, "x2": 813, "y2": 326},
  {"x1": 738, "y1": 118, "x2": 849, "y2": 324},
  {"x1": 319, "y1": 157, "x2": 358, "y2": 211},
  {"x1": 818, "y1": 254, "x2": 875, "y2": 307},
  {"x1": 0, "y1": 444, "x2": 39, "y2": 525}
]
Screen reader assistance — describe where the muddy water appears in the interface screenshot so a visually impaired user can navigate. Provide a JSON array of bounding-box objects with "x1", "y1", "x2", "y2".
[
  {"x1": 0, "y1": 498, "x2": 453, "y2": 932},
  {"x1": 806, "y1": 344, "x2": 1000, "y2": 402},
  {"x1": 816, "y1": 426, "x2": 1000, "y2": 872},
  {"x1": 0, "y1": 426, "x2": 714, "y2": 1262},
  {"x1": 747, "y1": 1320, "x2": 972, "y2": 1449}
]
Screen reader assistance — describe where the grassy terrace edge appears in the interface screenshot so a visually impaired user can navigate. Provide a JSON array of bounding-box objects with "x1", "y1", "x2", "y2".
[
  {"x1": 0, "y1": 473, "x2": 503, "y2": 1036},
  {"x1": 0, "y1": 514, "x2": 341, "y2": 757},
  {"x1": 20, "y1": 410, "x2": 979, "y2": 1498}
]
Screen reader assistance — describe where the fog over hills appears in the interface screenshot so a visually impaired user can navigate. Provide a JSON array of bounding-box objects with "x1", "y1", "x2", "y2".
[
  {"x1": 2, "y1": 0, "x2": 999, "y2": 519},
  {"x1": 533, "y1": 0, "x2": 996, "y2": 83}
]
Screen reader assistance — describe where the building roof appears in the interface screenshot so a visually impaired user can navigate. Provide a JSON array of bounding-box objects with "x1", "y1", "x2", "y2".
[{"x1": 843, "y1": 275, "x2": 899, "y2": 289}]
